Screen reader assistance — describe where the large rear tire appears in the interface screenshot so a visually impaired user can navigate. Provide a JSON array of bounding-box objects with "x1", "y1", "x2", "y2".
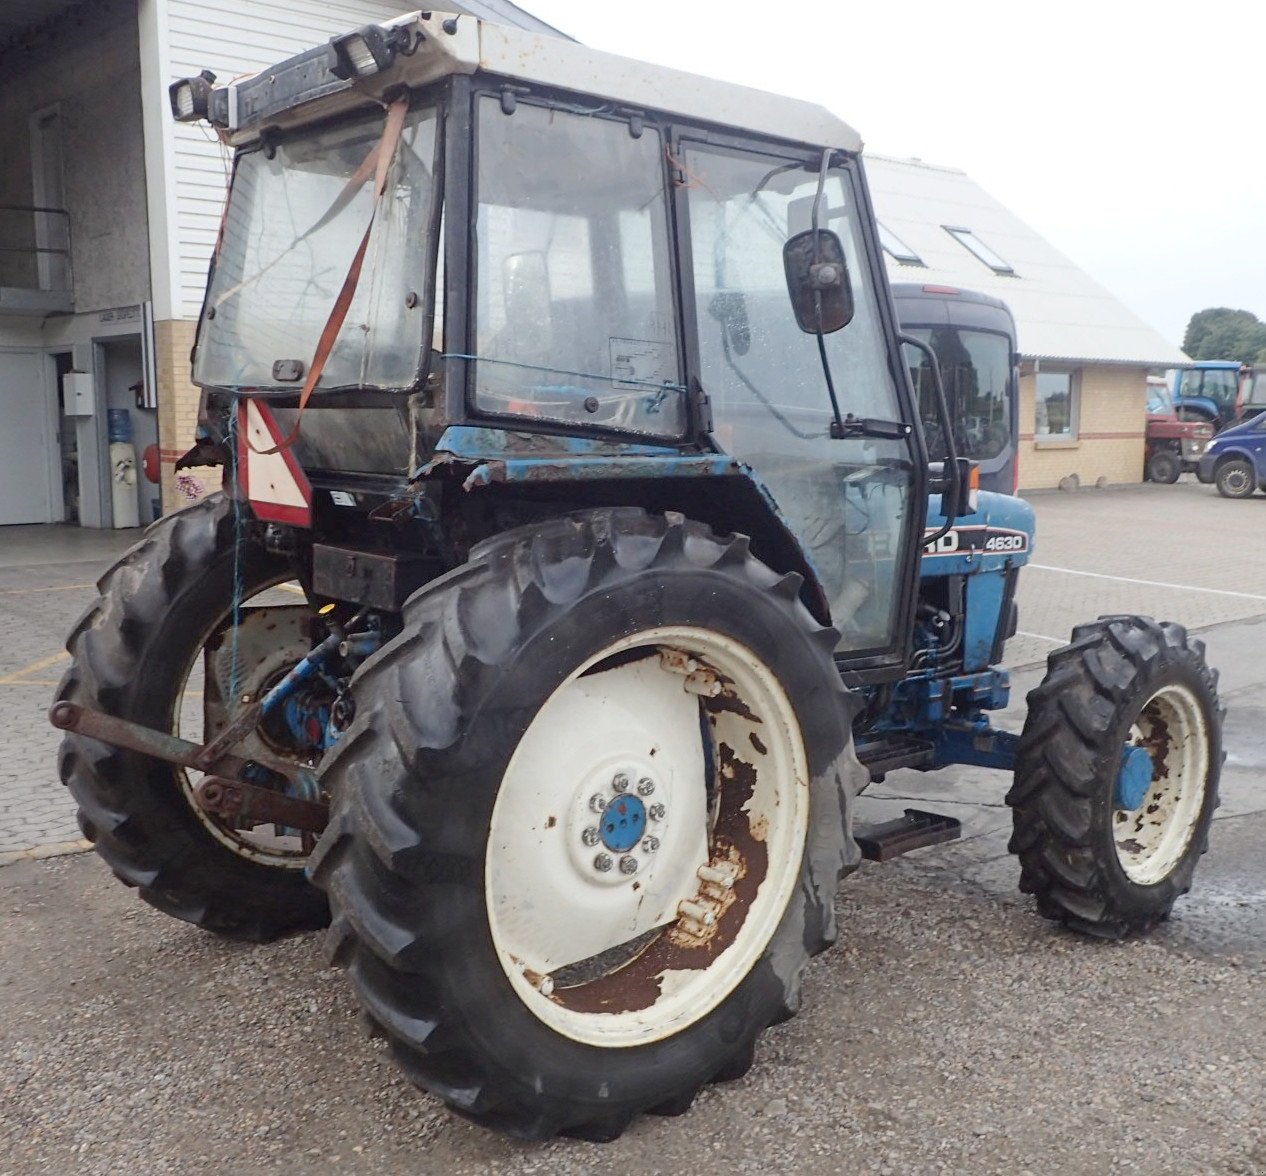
[
  {"x1": 310, "y1": 509, "x2": 865, "y2": 1140},
  {"x1": 1006, "y1": 616, "x2": 1221, "y2": 938},
  {"x1": 56, "y1": 495, "x2": 329, "y2": 940}
]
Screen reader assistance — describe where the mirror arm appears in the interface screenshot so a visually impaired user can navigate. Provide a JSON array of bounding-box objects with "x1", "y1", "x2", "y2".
[
  {"x1": 901, "y1": 332, "x2": 965, "y2": 546},
  {"x1": 810, "y1": 148, "x2": 847, "y2": 439}
]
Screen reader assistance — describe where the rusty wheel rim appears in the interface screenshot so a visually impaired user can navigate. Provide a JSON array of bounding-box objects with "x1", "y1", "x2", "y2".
[{"x1": 485, "y1": 626, "x2": 809, "y2": 1047}]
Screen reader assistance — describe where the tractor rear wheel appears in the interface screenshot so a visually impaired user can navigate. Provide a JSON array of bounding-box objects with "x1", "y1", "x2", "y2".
[
  {"x1": 1146, "y1": 448, "x2": 1181, "y2": 485},
  {"x1": 1215, "y1": 458, "x2": 1256, "y2": 498},
  {"x1": 310, "y1": 509, "x2": 864, "y2": 1140},
  {"x1": 1006, "y1": 616, "x2": 1221, "y2": 938},
  {"x1": 56, "y1": 495, "x2": 329, "y2": 940}
]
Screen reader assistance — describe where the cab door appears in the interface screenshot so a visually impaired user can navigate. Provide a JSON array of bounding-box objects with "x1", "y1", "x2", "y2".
[{"x1": 677, "y1": 139, "x2": 924, "y2": 667}]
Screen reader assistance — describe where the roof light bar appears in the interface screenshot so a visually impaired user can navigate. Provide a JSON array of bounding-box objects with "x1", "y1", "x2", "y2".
[
  {"x1": 169, "y1": 69, "x2": 217, "y2": 123},
  {"x1": 327, "y1": 24, "x2": 414, "y2": 81}
]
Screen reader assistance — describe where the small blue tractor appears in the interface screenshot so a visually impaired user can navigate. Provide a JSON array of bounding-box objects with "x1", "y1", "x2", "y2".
[
  {"x1": 1171, "y1": 360, "x2": 1251, "y2": 431},
  {"x1": 52, "y1": 12, "x2": 1223, "y2": 1141}
]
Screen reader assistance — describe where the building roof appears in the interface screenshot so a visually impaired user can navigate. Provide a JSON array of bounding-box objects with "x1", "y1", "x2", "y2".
[{"x1": 865, "y1": 155, "x2": 1189, "y2": 368}]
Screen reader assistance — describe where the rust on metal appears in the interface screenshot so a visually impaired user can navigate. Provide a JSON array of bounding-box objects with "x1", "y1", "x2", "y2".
[
  {"x1": 49, "y1": 700, "x2": 310, "y2": 789},
  {"x1": 550, "y1": 740, "x2": 767, "y2": 1016},
  {"x1": 194, "y1": 777, "x2": 328, "y2": 834}
]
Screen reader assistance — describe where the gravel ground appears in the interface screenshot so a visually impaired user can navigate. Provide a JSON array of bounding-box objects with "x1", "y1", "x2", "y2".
[{"x1": 3, "y1": 851, "x2": 1263, "y2": 1176}]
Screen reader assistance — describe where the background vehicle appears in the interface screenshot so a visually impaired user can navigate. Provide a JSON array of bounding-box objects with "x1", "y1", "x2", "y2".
[
  {"x1": 51, "y1": 12, "x2": 1224, "y2": 1142},
  {"x1": 1171, "y1": 361, "x2": 1252, "y2": 431},
  {"x1": 1240, "y1": 366, "x2": 1266, "y2": 424},
  {"x1": 893, "y1": 283, "x2": 1019, "y2": 494},
  {"x1": 1145, "y1": 376, "x2": 1214, "y2": 482},
  {"x1": 1196, "y1": 412, "x2": 1266, "y2": 497}
]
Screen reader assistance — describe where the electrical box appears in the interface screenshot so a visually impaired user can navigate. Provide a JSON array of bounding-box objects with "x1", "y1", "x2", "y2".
[{"x1": 63, "y1": 372, "x2": 95, "y2": 417}]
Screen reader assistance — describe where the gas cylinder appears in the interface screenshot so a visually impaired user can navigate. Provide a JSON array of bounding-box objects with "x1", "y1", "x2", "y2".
[{"x1": 108, "y1": 410, "x2": 141, "y2": 529}]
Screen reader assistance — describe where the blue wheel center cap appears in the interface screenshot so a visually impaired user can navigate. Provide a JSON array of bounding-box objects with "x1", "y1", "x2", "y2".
[
  {"x1": 599, "y1": 794, "x2": 647, "y2": 852},
  {"x1": 1115, "y1": 745, "x2": 1155, "y2": 811}
]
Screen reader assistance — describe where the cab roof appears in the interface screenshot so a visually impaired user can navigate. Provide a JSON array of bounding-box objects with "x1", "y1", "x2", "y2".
[{"x1": 214, "y1": 9, "x2": 863, "y2": 155}]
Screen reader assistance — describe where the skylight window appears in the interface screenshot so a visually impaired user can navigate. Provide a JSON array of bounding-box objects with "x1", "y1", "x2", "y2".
[
  {"x1": 877, "y1": 222, "x2": 923, "y2": 266},
  {"x1": 944, "y1": 226, "x2": 1015, "y2": 275}
]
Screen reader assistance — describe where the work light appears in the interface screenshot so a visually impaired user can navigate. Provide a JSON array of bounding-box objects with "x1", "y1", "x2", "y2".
[{"x1": 168, "y1": 70, "x2": 217, "y2": 122}]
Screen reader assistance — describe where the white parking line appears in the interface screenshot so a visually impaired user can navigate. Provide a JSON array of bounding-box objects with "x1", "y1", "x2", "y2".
[
  {"x1": 1015, "y1": 629, "x2": 1065, "y2": 644},
  {"x1": 1028, "y1": 565, "x2": 1266, "y2": 604}
]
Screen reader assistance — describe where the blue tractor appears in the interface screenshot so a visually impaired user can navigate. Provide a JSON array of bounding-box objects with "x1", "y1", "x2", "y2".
[
  {"x1": 1171, "y1": 360, "x2": 1249, "y2": 431},
  {"x1": 51, "y1": 13, "x2": 1223, "y2": 1141}
]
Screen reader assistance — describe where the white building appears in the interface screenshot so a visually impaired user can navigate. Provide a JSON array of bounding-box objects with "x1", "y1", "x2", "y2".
[
  {"x1": 0, "y1": 0, "x2": 560, "y2": 527},
  {"x1": 866, "y1": 155, "x2": 1190, "y2": 489}
]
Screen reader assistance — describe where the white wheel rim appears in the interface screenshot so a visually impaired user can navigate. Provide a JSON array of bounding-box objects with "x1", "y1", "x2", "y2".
[
  {"x1": 486, "y1": 626, "x2": 809, "y2": 1048},
  {"x1": 174, "y1": 581, "x2": 315, "y2": 868},
  {"x1": 1113, "y1": 682, "x2": 1209, "y2": 885}
]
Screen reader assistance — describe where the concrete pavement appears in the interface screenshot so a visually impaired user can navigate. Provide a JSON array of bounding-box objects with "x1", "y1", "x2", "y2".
[{"x1": 3, "y1": 478, "x2": 1265, "y2": 857}]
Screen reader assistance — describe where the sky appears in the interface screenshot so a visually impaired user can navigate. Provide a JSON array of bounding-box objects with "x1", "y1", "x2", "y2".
[{"x1": 522, "y1": 0, "x2": 1265, "y2": 350}]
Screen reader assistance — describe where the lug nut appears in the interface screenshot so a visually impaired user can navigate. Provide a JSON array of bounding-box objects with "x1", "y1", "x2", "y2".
[
  {"x1": 589, "y1": 793, "x2": 607, "y2": 813},
  {"x1": 641, "y1": 836, "x2": 660, "y2": 853},
  {"x1": 593, "y1": 853, "x2": 613, "y2": 872},
  {"x1": 648, "y1": 803, "x2": 666, "y2": 821},
  {"x1": 618, "y1": 855, "x2": 638, "y2": 875},
  {"x1": 636, "y1": 777, "x2": 655, "y2": 796},
  {"x1": 581, "y1": 826, "x2": 600, "y2": 847},
  {"x1": 612, "y1": 772, "x2": 630, "y2": 792}
]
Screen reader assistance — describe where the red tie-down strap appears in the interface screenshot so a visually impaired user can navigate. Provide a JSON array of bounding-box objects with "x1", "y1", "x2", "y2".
[{"x1": 248, "y1": 95, "x2": 410, "y2": 457}]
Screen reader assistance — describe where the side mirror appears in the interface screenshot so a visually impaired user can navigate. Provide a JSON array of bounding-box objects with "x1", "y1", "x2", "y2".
[
  {"x1": 782, "y1": 229, "x2": 854, "y2": 334},
  {"x1": 707, "y1": 292, "x2": 751, "y2": 356}
]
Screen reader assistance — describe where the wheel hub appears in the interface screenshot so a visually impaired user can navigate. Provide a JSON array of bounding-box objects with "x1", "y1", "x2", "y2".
[
  {"x1": 598, "y1": 792, "x2": 647, "y2": 851},
  {"x1": 1114, "y1": 745, "x2": 1154, "y2": 811}
]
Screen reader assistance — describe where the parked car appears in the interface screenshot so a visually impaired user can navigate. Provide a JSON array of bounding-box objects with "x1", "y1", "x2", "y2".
[
  {"x1": 1145, "y1": 377, "x2": 1214, "y2": 483},
  {"x1": 1196, "y1": 412, "x2": 1266, "y2": 497}
]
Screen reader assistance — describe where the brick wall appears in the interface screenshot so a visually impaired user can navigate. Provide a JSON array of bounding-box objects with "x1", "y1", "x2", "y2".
[
  {"x1": 154, "y1": 318, "x2": 220, "y2": 511},
  {"x1": 1018, "y1": 365, "x2": 1147, "y2": 490}
]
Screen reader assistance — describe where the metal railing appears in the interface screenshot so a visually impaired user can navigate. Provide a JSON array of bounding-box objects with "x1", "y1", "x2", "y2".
[{"x1": 0, "y1": 203, "x2": 71, "y2": 291}]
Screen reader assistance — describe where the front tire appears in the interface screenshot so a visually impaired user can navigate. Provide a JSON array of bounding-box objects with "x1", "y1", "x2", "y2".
[
  {"x1": 1215, "y1": 457, "x2": 1256, "y2": 498},
  {"x1": 56, "y1": 495, "x2": 329, "y2": 939},
  {"x1": 1146, "y1": 449, "x2": 1181, "y2": 485},
  {"x1": 310, "y1": 510, "x2": 865, "y2": 1139},
  {"x1": 1006, "y1": 616, "x2": 1221, "y2": 938}
]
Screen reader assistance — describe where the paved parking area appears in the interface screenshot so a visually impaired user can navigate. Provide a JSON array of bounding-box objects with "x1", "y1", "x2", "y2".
[
  {"x1": 0, "y1": 525, "x2": 141, "y2": 857},
  {"x1": 2, "y1": 479, "x2": 1264, "y2": 857},
  {"x1": 4, "y1": 478, "x2": 1266, "y2": 1174}
]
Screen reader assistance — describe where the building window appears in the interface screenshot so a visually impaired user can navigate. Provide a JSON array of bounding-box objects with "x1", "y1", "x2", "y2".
[
  {"x1": 877, "y1": 222, "x2": 923, "y2": 265},
  {"x1": 944, "y1": 226, "x2": 1015, "y2": 275},
  {"x1": 1035, "y1": 370, "x2": 1078, "y2": 440}
]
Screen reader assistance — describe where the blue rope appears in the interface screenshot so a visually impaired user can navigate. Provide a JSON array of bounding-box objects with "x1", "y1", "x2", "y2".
[
  {"x1": 439, "y1": 353, "x2": 687, "y2": 394},
  {"x1": 225, "y1": 401, "x2": 245, "y2": 706}
]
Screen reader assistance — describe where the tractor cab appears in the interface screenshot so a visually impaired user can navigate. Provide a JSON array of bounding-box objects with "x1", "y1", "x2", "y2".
[{"x1": 174, "y1": 11, "x2": 976, "y2": 679}]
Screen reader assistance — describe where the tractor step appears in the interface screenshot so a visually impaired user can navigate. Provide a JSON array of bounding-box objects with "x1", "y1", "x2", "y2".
[
  {"x1": 855, "y1": 808, "x2": 962, "y2": 862},
  {"x1": 854, "y1": 736, "x2": 936, "y2": 780}
]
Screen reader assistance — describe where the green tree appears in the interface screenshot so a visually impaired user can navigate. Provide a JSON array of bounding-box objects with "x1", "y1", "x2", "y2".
[{"x1": 1183, "y1": 308, "x2": 1266, "y2": 364}]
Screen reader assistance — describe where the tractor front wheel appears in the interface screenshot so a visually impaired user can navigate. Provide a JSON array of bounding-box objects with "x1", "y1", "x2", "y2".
[
  {"x1": 1006, "y1": 616, "x2": 1221, "y2": 938},
  {"x1": 1146, "y1": 448, "x2": 1181, "y2": 485},
  {"x1": 310, "y1": 509, "x2": 865, "y2": 1140}
]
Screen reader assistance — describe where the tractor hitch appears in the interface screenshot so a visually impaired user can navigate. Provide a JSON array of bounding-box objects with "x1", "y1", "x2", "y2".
[
  {"x1": 194, "y1": 776, "x2": 328, "y2": 834},
  {"x1": 49, "y1": 700, "x2": 317, "y2": 793}
]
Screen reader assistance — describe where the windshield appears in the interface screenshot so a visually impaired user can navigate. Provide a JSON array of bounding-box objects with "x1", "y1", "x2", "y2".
[
  {"x1": 195, "y1": 105, "x2": 440, "y2": 391},
  {"x1": 903, "y1": 327, "x2": 1012, "y2": 462}
]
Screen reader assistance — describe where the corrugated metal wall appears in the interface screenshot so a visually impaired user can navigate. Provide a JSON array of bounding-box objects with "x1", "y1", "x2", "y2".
[{"x1": 165, "y1": 0, "x2": 417, "y2": 320}]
